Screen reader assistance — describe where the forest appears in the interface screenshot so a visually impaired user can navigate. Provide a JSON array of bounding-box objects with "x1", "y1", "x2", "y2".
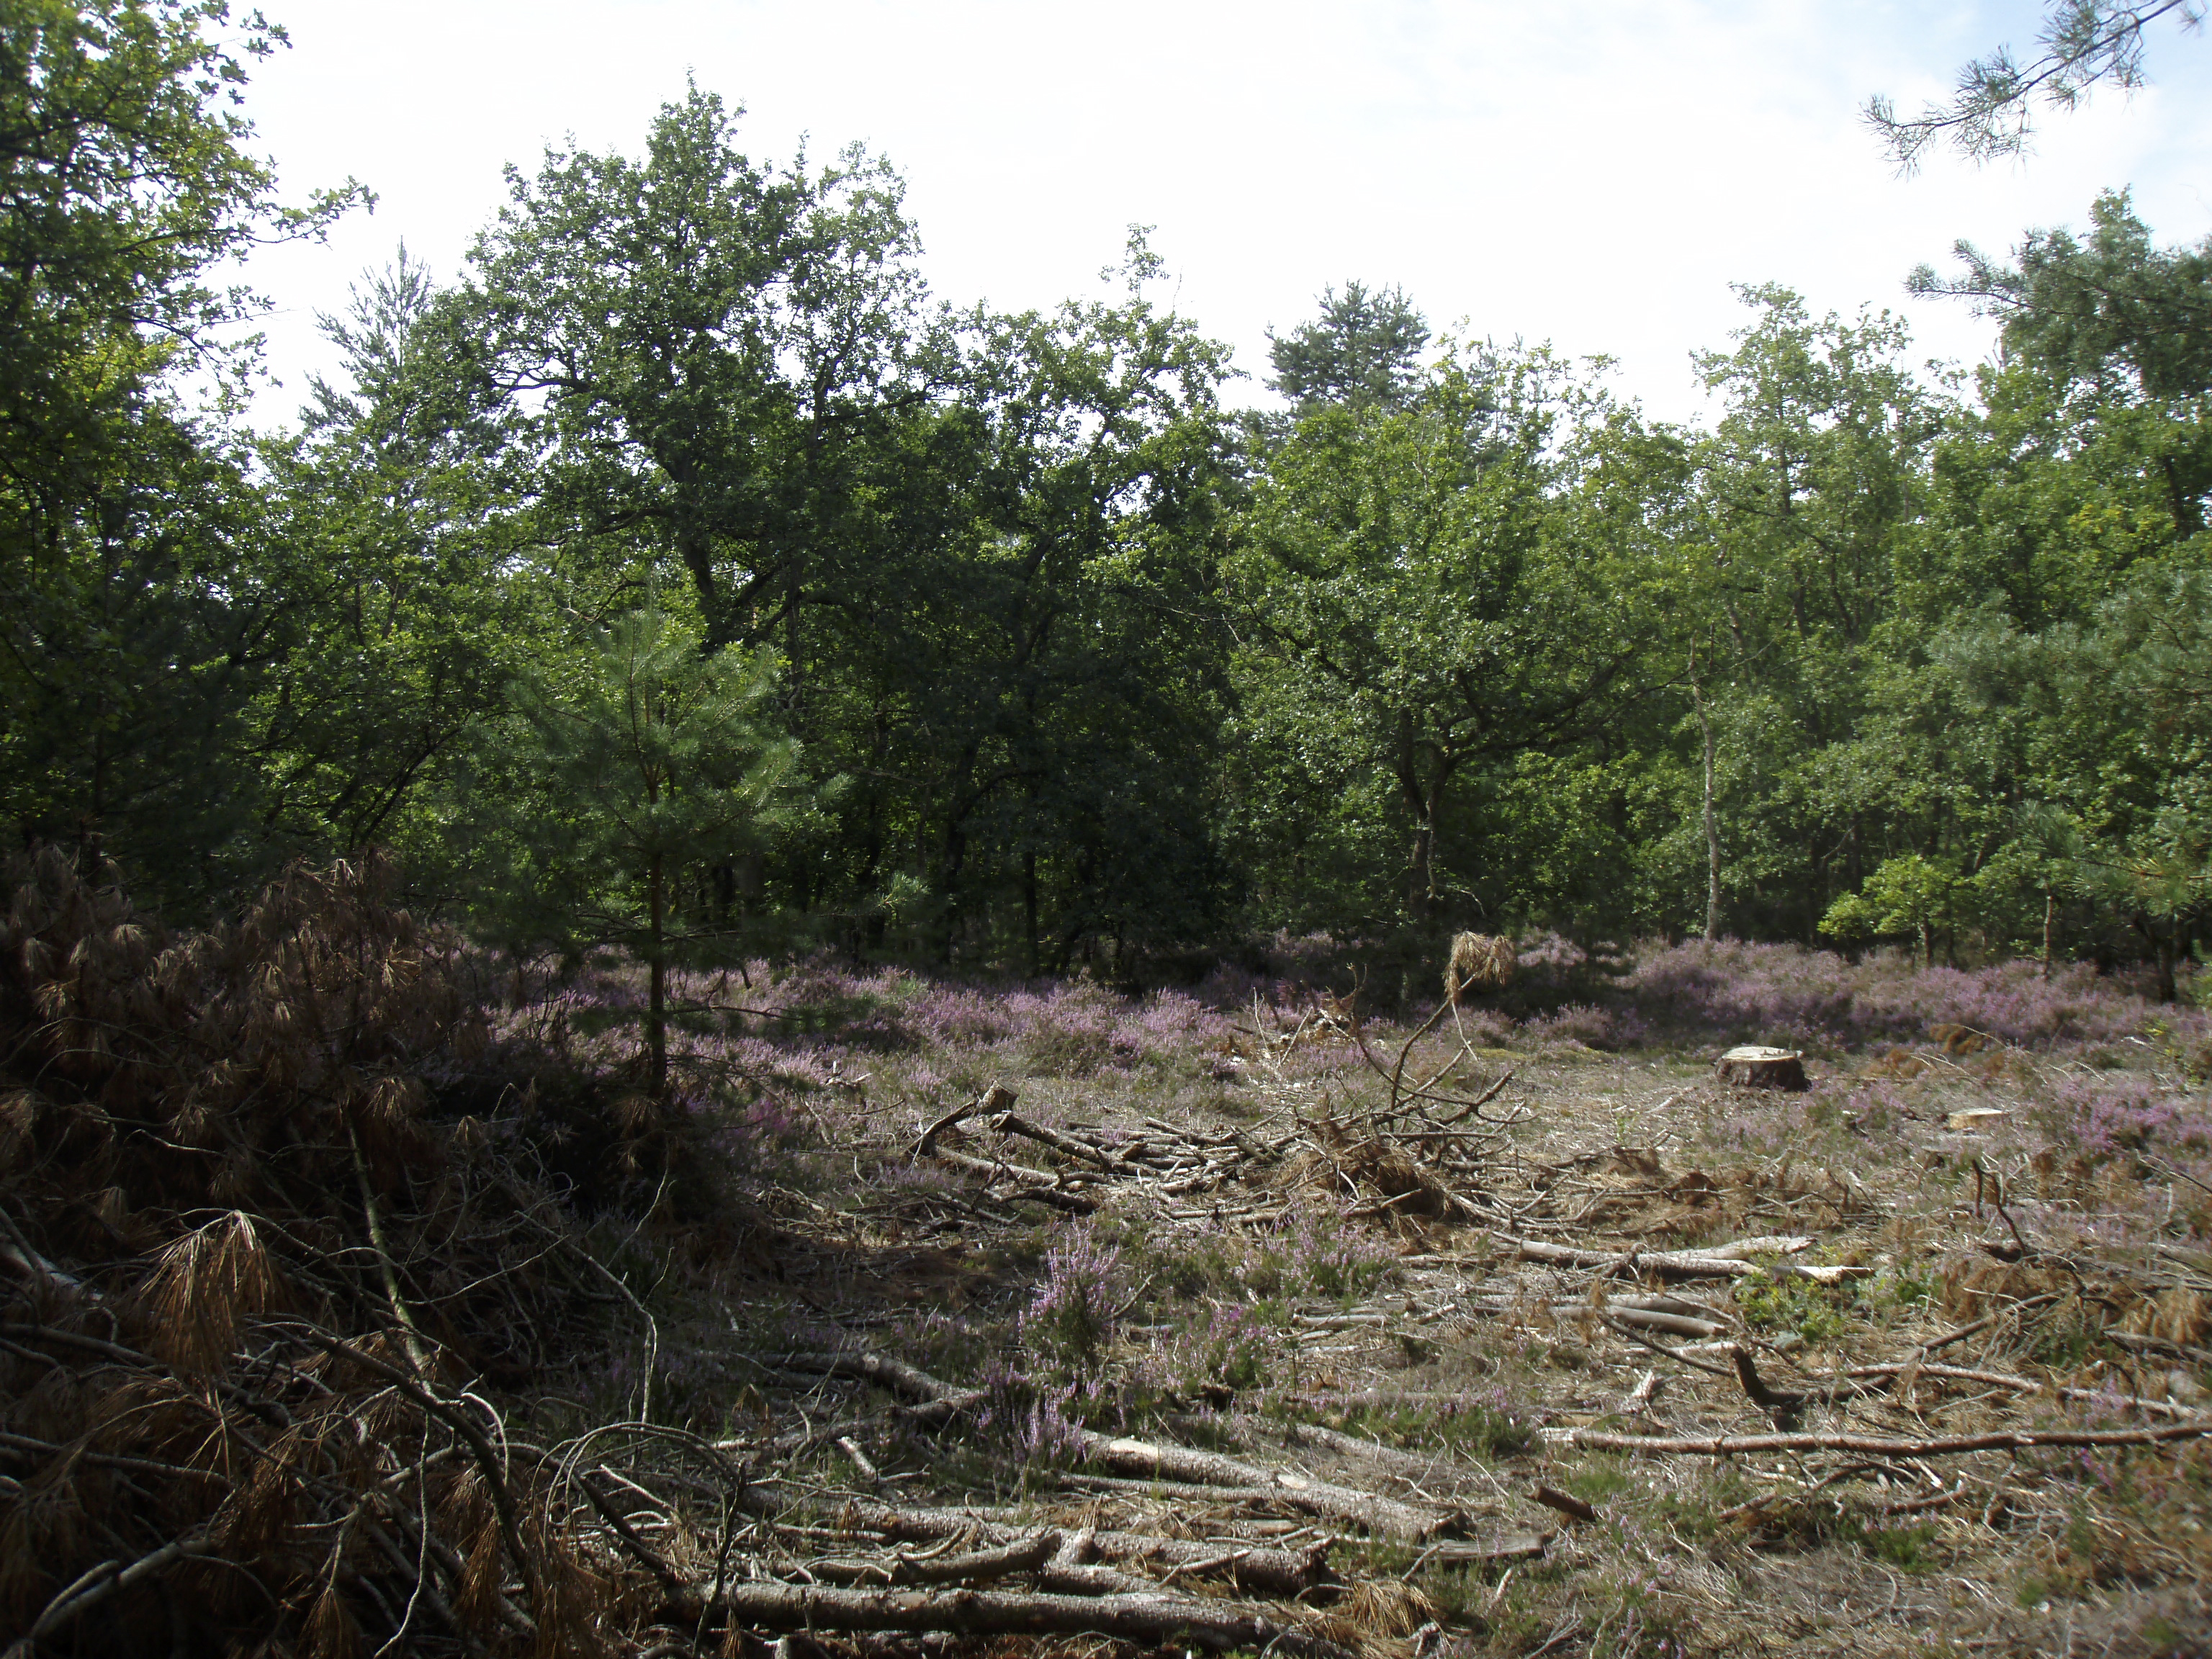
[
  {"x1": 6, "y1": 1, "x2": 2209, "y2": 1002},
  {"x1": 9, "y1": 6, "x2": 2212, "y2": 1659}
]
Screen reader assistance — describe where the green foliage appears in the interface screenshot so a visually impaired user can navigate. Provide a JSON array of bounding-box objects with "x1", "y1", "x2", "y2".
[
  {"x1": 248, "y1": 251, "x2": 539, "y2": 882},
  {"x1": 1264, "y1": 279, "x2": 1430, "y2": 415},
  {"x1": 1918, "y1": 188, "x2": 2212, "y2": 405},
  {"x1": 0, "y1": 0, "x2": 359, "y2": 413},
  {"x1": 469, "y1": 94, "x2": 1241, "y2": 964},
  {"x1": 1228, "y1": 343, "x2": 1663, "y2": 934},
  {"x1": 477, "y1": 606, "x2": 811, "y2": 1092},
  {"x1": 1565, "y1": 1458, "x2": 1632, "y2": 1506},
  {"x1": 1881, "y1": 1262, "x2": 1938, "y2": 1309},
  {"x1": 4, "y1": 12, "x2": 2209, "y2": 1002},
  {"x1": 1821, "y1": 855, "x2": 1966, "y2": 965},
  {"x1": 1866, "y1": 4, "x2": 2202, "y2": 171},
  {"x1": 1860, "y1": 1521, "x2": 1941, "y2": 1570},
  {"x1": 1673, "y1": 286, "x2": 1952, "y2": 945},
  {"x1": 0, "y1": 0, "x2": 364, "y2": 909},
  {"x1": 1733, "y1": 1267, "x2": 1852, "y2": 1344}
]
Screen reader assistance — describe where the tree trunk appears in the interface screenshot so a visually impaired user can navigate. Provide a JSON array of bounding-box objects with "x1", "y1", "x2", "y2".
[
  {"x1": 940, "y1": 819, "x2": 967, "y2": 966},
  {"x1": 1397, "y1": 711, "x2": 1431, "y2": 921},
  {"x1": 1714, "y1": 1046, "x2": 1809, "y2": 1090},
  {"x1": 1408, "y1": 812, "x2": 1436, "y2": 923},
  {"x1": 2042, "y1": 891, "x2": 2056, "y2": 981},
  {"x1": 1397, "y1": 715, "x2": 1455, "y2": 925},
  {"x1": 1023, "y1": 850, "x2": 1040, "y2": 976},
  {"x1": 1695, "y1": 684, "x2": 1722, "y2": 939},
  {"x1": 647, "y1": 850, "x2": 669, "y2": 1099}
]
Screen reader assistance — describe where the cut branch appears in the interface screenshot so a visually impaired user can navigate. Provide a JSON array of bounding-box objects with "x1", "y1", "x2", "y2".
[
  {"x1": 1076, "y1": 1431, "x2": 1453, "y2": 1541},
  {"x1": 845, "y1": 1499, "x2": 1334, "y2": 1597},
  {"x1": 1570, "y1": 1421, "x2": 2212, "y2": 1457},
  {"x1": 672, "y1": 1580, "x2": 1355, "y2": 1659}
]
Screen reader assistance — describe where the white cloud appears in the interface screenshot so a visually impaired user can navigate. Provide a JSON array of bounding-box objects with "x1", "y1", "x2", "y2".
[{"x1": 233, "y1": 0, "x2": 2212, "y2": 429}]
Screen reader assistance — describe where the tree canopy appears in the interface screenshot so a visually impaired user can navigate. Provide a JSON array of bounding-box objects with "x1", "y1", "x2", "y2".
[{"x1": 2, "y1": 2, "x2": 2206, "y2": 999}]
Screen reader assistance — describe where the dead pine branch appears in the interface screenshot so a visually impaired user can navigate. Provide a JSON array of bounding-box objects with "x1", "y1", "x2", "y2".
[
  {"x1": 671, "y1": 1580, "x2": 1358, "y2": 1659},
  {"x1": 892, "y1": 1531, "x2": 1061, "y2": 1586},
  {"x1": 1600, "y1": 1313, "x2": 1737, "y2": 1379},
  {"x1": 844, "y1": 1499, "x2": 1336, "y2": 1599},
  {"x1": 1, "y1": 1537, "x2": 228, "y2": 1659},
  {"x1": 1532, "y1": 1485, "x2": 1599, "y2": 1524},
  {"x1": 1445, "y1": 934, "x2": 1517, "y2": 1004},
  {"x1": 1495, "y1": 1231, "x2": 1814, "y2": 1279},
  {"x1": 983, "y1": 1102, "x2": 1118, "y2": 1171},
  {"x1": 1074, "y1": 1430, "x2": 1453, "y2": 1541},
  {"x1": 1728, "y1": 1344, "x2": 1808, "y2": 1426},
  {"x1": 917, "y1": 1084, "x2": 1015, "y2": 1154},
  {"x1": 298, "y1": 1326, "x2": 536, "y2": 1601},
  {"x1": 1569, "y1": 1420, "x2": 2212, "y2": 1457},
  {"x1": 776, "y1": 1348, "x2": 985, "y2": 1427}
]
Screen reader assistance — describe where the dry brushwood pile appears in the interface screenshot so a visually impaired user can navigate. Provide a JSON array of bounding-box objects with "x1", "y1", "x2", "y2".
[
  {"x1": 8, "y1": 860, "x2": 2212, "y2": 1658},
  {"x1": 0, "y1": 851, "x2": 646, "y2": 1658}
]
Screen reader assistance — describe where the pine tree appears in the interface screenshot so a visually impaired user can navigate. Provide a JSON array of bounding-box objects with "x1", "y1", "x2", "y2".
[{"x1": 487, "y1": 608, "x2": 809, "y2": 1096}]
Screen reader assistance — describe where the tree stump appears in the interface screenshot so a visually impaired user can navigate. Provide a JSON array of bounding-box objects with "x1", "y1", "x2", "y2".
[{"x1": 1714, "y1": 1046, "x2": 1807, "y2": 1090}]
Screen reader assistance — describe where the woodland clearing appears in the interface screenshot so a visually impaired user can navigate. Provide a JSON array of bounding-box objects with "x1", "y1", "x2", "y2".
[{"x1": 5, "y1": 854, "x2": 2212, "y2": 1658}]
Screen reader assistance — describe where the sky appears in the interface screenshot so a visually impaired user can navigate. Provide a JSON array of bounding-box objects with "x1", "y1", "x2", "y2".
[{"x1": 228, "y1": 1, "x2": 2212, "y2": 431}]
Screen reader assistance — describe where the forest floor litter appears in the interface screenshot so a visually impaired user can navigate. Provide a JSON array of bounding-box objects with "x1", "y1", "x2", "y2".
[{"x1": 6, "y1": 855, "x2": 2212, "y2": 1657}]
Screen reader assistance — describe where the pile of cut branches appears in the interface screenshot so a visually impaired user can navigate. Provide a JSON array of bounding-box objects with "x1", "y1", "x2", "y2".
[{"x1": 0, "y1": 849, "x2": 662, "y2": 1656}]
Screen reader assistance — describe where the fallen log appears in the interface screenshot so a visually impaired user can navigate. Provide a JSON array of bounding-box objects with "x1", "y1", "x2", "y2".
[
  {"x1": 1604, "y1": 1308, "x2": 1727, "y2": 1340},
  {"x1": 1619, "y1": 1370, "x2": 1665, "y2": 1416},
  {"x1": 670, "y1": 1581, "x2": 1354, "y2": 1659},
  {"x1": 1413, "y1": 1534, "x2": 1550, "y2": 1565},
  {"x1": 1078, "y1": 1431, "x2": 1452, "y2": 1541},
  {"x1": 894, "y1": 1532, "x2": 1060, "y2": 1586},
  {"x1": 1039, "y1": 1526, "x2": 1156, "y2": 1596},
  {"x1": 926, "y1": 1146, "x2": 1100, "y2": 1210},
  {"x1": 917, "y1": 1085, "x2": 1014, "y2": 1154},
  {"x1": 995, "y1": 1184, "x2": 1102, "y2": 1215},
  {"x1": 804, "y1": 1349, "x2": 1444, "y2": 1539},
  {"x1": 845, "y1": 1498, "x2": 1333, "y2": 1598},
  {"x1": 1163, "y1": 1413, "x2": 1469, "y2": 1488},
  {"x1": 1795, "y1": 1361, "x2": 2206, "y2": 1421},
  {"x1": 1532, "y1": 1484, "x2": 1598, "y2": 1524},
  {"x1": 1491, "y1": 1233, "x2": 1812, "y2": 1279},
  {"x1": 1060, "y1": 1471, "x2": 1448, "y2": 1544}
]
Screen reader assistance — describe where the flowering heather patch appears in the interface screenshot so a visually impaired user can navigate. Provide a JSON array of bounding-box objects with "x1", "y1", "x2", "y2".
[
  {"x1": 1136, "y1": 1302, "x2": 1278, "y2": 1397},
  {"x1": 1524, "y1": 1002, "x2": 1649, "y2": 1051},
  {"x1": 2045, "y1": 1074, "x2": 2212, "y2": 1156},
  {"x1": 1627, "y1": 940, "x2": 2208, "y2": 1052},
  {"x1": 481, "y1": 953, "x2": 1246, "y2": 1143},
  {"x1": 1441, "y1": 1004, "x2": 1516, "y2": 1047},
  {"x1": 1279, "y1": 1210, "x2": 1395, "y2": 1302},
  {"x1": 974, "y1": 1360, "x2": 1096, "y2": 1467},
  {"x1": 1022, "y1": 1231, "x2": 1123, "y2": 1376},
  {"x1": 1516, "y1": 931, "x2": 1591, "y2": 981}
]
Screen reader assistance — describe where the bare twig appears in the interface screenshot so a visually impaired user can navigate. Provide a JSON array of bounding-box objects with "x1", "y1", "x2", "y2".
[
  {"x1": 1570, "y1": 1421, "x2": 2212, "y2": 1457},
  {"x1": 2, "y1": 1537, "x2": 225, "y2": 1659}
]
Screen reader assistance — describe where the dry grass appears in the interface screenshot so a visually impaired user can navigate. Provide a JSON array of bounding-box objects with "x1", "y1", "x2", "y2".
[{"x1": 1447, "y1": 935, "x2": 1518, "y2": 1004}]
